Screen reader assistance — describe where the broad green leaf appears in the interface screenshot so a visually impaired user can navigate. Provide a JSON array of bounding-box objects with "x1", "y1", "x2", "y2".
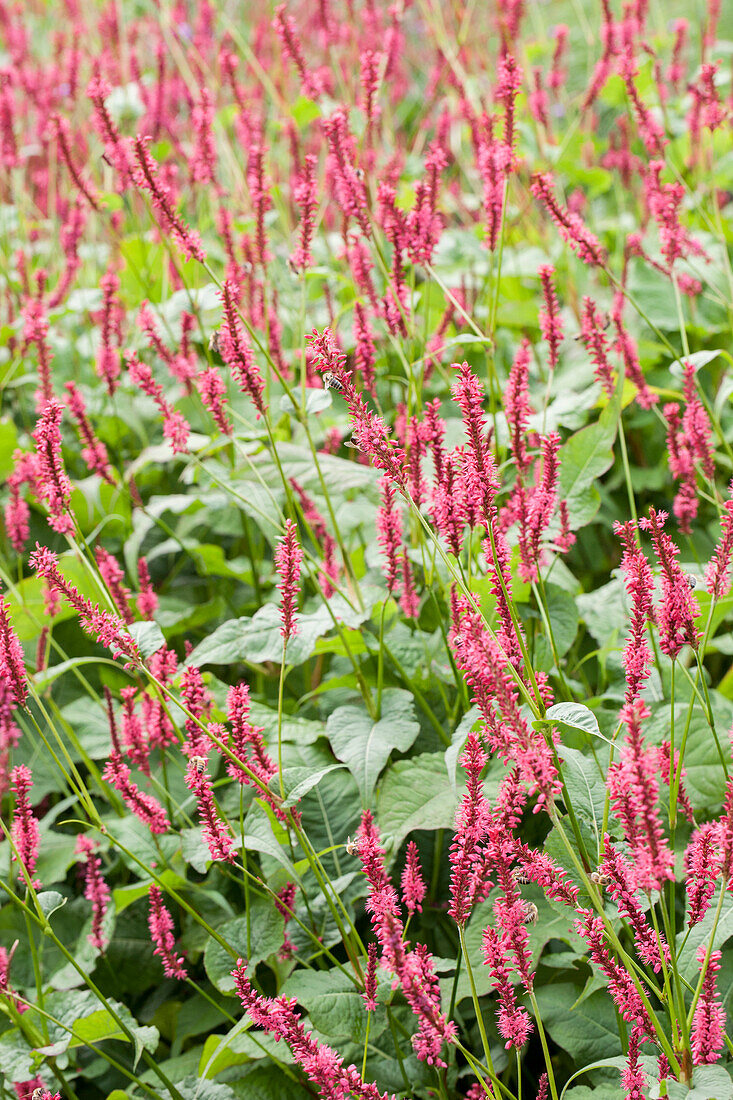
[
  {"x1": 199, "y1": 1024, "x2": 295, "y2": 1078},
  {"x1": 533, "y1": 981, "x2": 622, "y2": 1063},
  {"x1": 377, "y1": 752, "x2": 460, "y2": 849},
  {"x1": 204, "y1": 898, "x2": 285, "y2": 993},
  {"x1": 327, "y1": 688, "x2": 420, "y2": 802},
  {"x1": 37, "y1": 890, "x2": 67, "y2": 919},
  {"x1": 280, "y1": 969, "x2": 387, "y2": 1043},
  {"x1": 557, "y1": 377, "x2": 620, "y2": 529},
  {"x1": 0, "y1": 418, "x2": 18, "y2": 479},
  {"x1": 128, "y1": 620, "x2": 166, "y2": 657},
  {"x1": 533, "y1": 583, "x2": 579, "y2": 669},
  {"x1": 228, "y1": 1063, "x2": 313, "y2": 1100},
  {"x1": 668, "y1": 1065, "x2": 733, "y2": 1099},
  {"x1": 187, "y1": 600, "x2": 370, "y2": 667},
  {"x1": 556, "y1": 745, "x2": 608, "y2": 855},
  {"x1": 669, "y1": 349, "x2": 722, "y2": 378},
  {"x1": 273, "y1": 763, "x2": 347, "y2": 808},
  {"x1": 545, "y1": 703, "x2": 602, "y2": 741}
]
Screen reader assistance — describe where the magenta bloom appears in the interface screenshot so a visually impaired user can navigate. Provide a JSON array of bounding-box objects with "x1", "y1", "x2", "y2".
[
  {"x1": 148, "y1": 885, "x2": 187, "y2": 979},
  {"x1": 65, "y1": 382, "x2": 113, "y2": 482},
  {"x1": 706, "y1": 479, "x2": 733, "y2": 600},
  {"x1": 600, "y1": 839, "x2": 670, "y2": 972},
  {"x1": 95, "y1": 546, "x2": 134, "y2": 624},
  {"x1": 275, "y1": 519, "x2": 302, "y2": 643},
  {"x1": 185, "y1": 759, "x2": 236, "y2": 863},
  {"x1": 0, "y1": 595, "x2": 27, "y2": 710},
  {"x1": 308, "y1": 328, "x2": 408, "y2": 488},
  {"x1": 357, "y1": 811, "x2": 456, "y2": 1066},
  {"x1": 102, "y1": 751, "x2": 170, "y2": 834},
  {"x1": 538, "y1": 265, "x2": 563, "y2": 373},
  {"x1": 530, "y1": 173, "x2": 606, "y2": 266},
  {"x1": 29, "y1": 544, "x2": 140, "y2": 664},
  {"x1": 290, "y1": 153, "x2": 318, "y2": 271},
  {"x1": 691, "y1": 945, "x2": 726, "y2": 1064},
  {"x1": 233, "y1": 961, "x2": 393, "y2": 1100},
  {"x1": 75, "y1": 834, "x2": 110, "y2": 951},
  {"x1": 639, "y1": 506, "x2": 699, "y2": 659},
  {"x1": 607, "y1": 699, "x2": 674, "y2": 891},
  {"x1": 451, "y1": 361, "x2": 499, "y2": 524},
  {"x1": 482, "y1": 925, "x2": 532, "y2": 1049},
  {"x1": 376, "y1": 477, "x2": 402, "y2": 593},
  {"x1": 363, "y1": 942, "x2": 378, "y2": 1012},
  {"x1": 574, "y1": 908, "x2": 653, "y2": 1037},
  {"x1": 32, "y1": 400, "x2": 74, "y2": 535},
  {"x1": 136, "y1": 558, "x2": 158, "y2": 620},
  {"x1": 614, "y1": 520, "x2": 654, "y2": 709},
  {"x1": 685, "y1": 823, "x2": 721, "y2": 928},
  {"x1": 449, "y1": 733, "x2": 490, "y2": 926},
  {"x1": 132, "y1": 136, "x2": 205, "y2": 262},
  {"x1": 401, "y1": 841, "x2": 426, "y2": 916},
  {"x1": 219, "y1": 280, "x2": 267, "y2": 418},
  {"x1": 10, "y1": 765, "x2": 40, "y2": 887}
]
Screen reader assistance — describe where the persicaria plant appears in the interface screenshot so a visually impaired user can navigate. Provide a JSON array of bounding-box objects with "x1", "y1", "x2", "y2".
[{"x1": 2, "y1": 3, "x2": 733, "y2": 1100}]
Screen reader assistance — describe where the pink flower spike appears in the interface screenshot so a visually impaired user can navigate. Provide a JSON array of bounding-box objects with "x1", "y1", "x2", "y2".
[
  {"x1": 185, "y1": 759, "x2": 236, "y2": 863},
  {"x1": 148, "y1": 885, "x2": 187, "y2": 979},
  {"x1": 275, "y1": 519, "x2": 302, "y2": 643},
  {"x1": 75, "y1": 834, "x2": 110, "y2": 951},
  {"x1": 530, "y1": 173, "x2": 606, "y2": 267},
  {"x1": 132, "y1": 136, "x2": 205, "y2": 263},
  {"x1": 401, "y1": 841, "x2": 426, "y2": 915},
  {"x1": 363, "y1": 942, "x2": 378, "y2": 1011},
  {"x1": 691, "y1": 945, "x2": 725, "y2": 1064},
  {"x1": 0, "y1": 594, "x2": 27, "y2": 709},
  {"x1": 29, "y1": 544, "x2": 140, "y2": 664},
  {"x1": 32, "y1": 400, "x2": 74, "y2": 535},
  {"x1": 613, "y1": 520, "x2": 654, "y2": 709},
  {"x1": 639, "y1": 506, "x2": 699, "y2": 658},
  {"x1": 482, "y1": 926, "x2": 533, "y2": 1049},
  {"x1": 219, "y1": 280, "x2": 267, "y2": 418},
  {"x1": 290, "y1": 154, "x2": 318, "y2": 272},
  {"x1": 136, "y1": 558, "x2": 158, "y2": 620},
  {"x1": 376, "y1": 477, "x2": 402, "y2": 593},
  {"x1": 538, "y1": 266, "x2": 563, "y2": 373},
  {"x1": 10, "y1": 765, "x2": 40, "y2": 887},
  {"x1": 64, "y1": 382, "x2": 114, "y2": 483},
  {"x1": 233, "y1": 960, "x2": 394, "y2": 1099},
  {"x1": 102, "y1": 750, "x2": 170, "y2": 834},
  {"x1": 706, "y1": 481, "x2": 733, "y2": 600}
]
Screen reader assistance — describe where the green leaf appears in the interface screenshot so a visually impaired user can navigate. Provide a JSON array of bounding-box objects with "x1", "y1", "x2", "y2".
[
  {"x1": 0, "y1": 418, "x2": 18, "y2": 480},
  {"x1": 545, "y1": 703, "x2": 602, "y2": 741},
  {"x1": 228, "y1": 1063, "x2": 313, "y2": 1100},
  {"x1": 668, "y1": 1065, "x2": 733, "y2": 1099},
  {"x1": 279, "y1": 387, "x2": 332, "y2": 415},
  {"x1": 669, "y1": 350, "x2": 722, "y2": 378},
  {"x1": 327, "y1": 688, "x2": 421, "y2": 802},
  {"x1": 557, "y1": 379, "x2": 620, "y2": 529},
  {"x1": 533, "y1": 981, "x2": 622, "y2": 1063},
  {"x1": 37, "y1": 890, "x2": 67, "y2": 919},
  {"x1": 377, "y1": 752, "x2": 460, "y2": 849},
  {"x1": 556, "y1": 745, "x2": 608, "y2": 853},
  {"x1": 534, "y1": 583, "x2": 579, "y2": 669},
  {"x1": 127, "y1": 620, "x2": 166, "y2": 656},
  {"x1": 204, "y1": 899, "x2": 285, "y2": 993},
  {"x1": 274, "y1": 763, "x2": 347, "y2": 808},
  {"x1": 188, "y1": 600, "x2": 370, "y2": 667},
  {"x1": 280, "y1": 969, "x2": 387, "y2": 1043}
]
